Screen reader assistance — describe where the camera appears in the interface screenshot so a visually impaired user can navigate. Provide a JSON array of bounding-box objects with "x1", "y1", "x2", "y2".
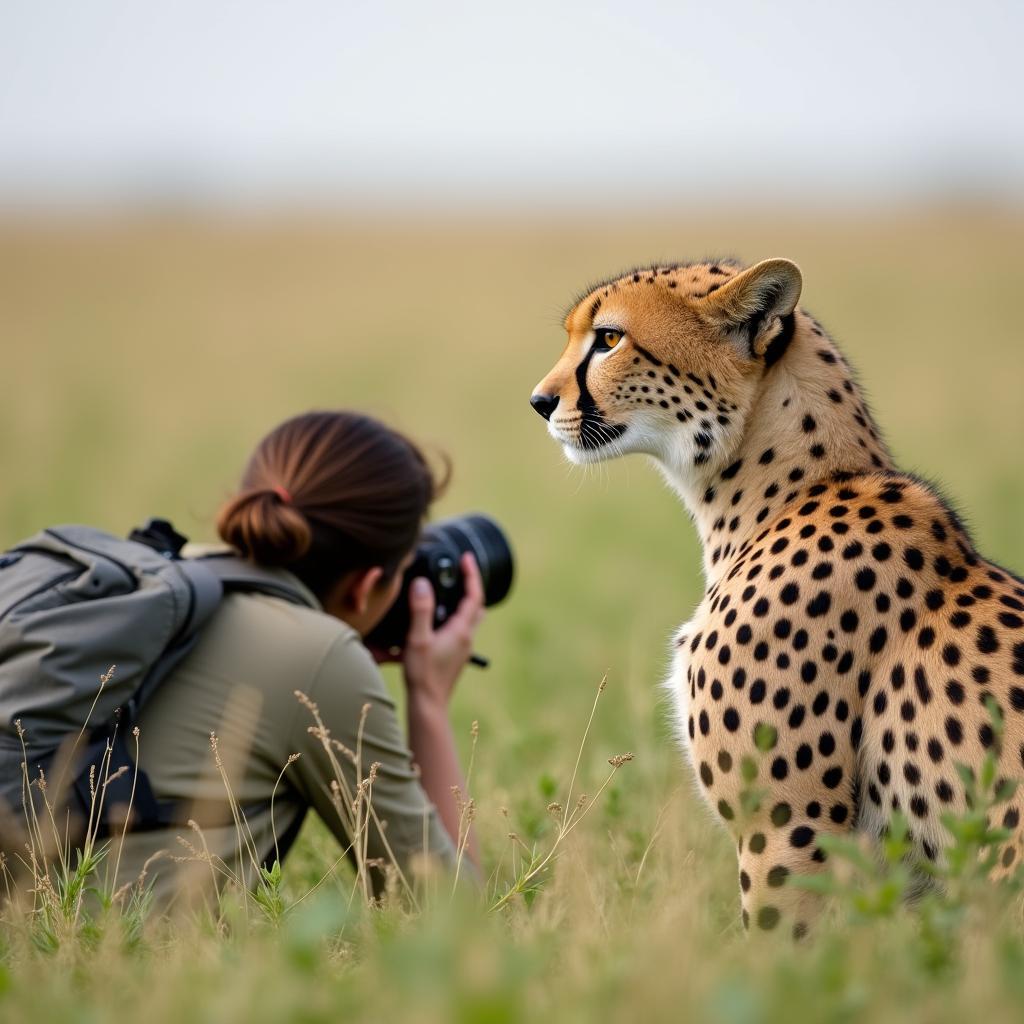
[{"x1": 365, "y1": 514, "x2": 514, "y2": 657}]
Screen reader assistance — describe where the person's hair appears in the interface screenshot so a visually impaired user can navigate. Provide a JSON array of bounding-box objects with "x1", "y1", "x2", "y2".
[{"x1": 217, "y1": 411, "x2": 447, "y2": 601}]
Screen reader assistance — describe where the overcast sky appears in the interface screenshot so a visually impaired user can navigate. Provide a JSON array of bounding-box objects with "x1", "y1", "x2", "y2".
[{"x1": 1, "y1": 0, "x2": 1022, "y2": 207}]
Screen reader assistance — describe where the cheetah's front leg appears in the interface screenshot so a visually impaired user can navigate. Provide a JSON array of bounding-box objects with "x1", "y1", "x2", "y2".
[
  {"x1": 693, "y1": 704, "x2": 858, "y2": 937},
  {"x1": 735, "y1": 806, "x2": 851, "y2": 939}
]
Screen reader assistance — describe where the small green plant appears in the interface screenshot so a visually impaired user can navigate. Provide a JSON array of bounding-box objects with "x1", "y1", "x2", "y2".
[{"x1": 253, "y1": 859, "x2": 286, "y2": 925}]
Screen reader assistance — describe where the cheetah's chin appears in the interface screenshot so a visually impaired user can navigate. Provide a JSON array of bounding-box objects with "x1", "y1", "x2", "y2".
[
  {"x1": 561, "y1": 433, "x2": 628, "y2": 465},
  {"x1": 563, "y1": 443, "x2": 605, "y2": 465}
]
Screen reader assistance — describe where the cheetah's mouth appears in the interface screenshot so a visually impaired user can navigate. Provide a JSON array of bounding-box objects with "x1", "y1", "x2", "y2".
[
  {"x1": 577, "y1": 415, "x2": 628, "y2": 451},
  {"x1": 547, "y1": 411, "x2": 629, "y2": 461}
]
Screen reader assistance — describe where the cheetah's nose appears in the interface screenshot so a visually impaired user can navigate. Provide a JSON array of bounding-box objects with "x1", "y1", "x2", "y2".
[{"x1": 530, "y1": 393, "x2": 559, "y2": 421}]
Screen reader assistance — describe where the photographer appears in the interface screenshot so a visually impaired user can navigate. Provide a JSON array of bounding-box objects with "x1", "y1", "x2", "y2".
[{"x1": 115, "y1": 410, "x2": 483, "y2": 905}]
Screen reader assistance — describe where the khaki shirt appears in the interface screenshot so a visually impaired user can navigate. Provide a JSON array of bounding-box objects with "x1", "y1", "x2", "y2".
[{"x1": 112, "y1": 568, "x2": 455, "y2": 909}]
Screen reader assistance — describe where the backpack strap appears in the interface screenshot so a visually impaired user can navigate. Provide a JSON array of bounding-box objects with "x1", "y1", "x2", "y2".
[
  {"x1": 190, "y1": 554, "x2": 318, "y2": 610},
  {"x1": 174, "y1": 559, "x2": 226, "y2": 638},
  {"x1": 122, "y1": 559, "x2": 225, "y2": 716}
]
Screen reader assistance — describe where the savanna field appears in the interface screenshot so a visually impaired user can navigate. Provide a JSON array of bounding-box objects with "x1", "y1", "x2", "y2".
[{"x1": 1, "y1": 207, "x2": 1023, "y2": 1022}]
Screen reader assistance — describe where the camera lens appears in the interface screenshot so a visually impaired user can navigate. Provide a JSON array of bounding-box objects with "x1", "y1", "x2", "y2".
[
  {"x1": 422, "y1": 515, "x2": 514, "y2": 607},
  {"x1": 364, "y1": 513, "x2": 514, "y2": 653}
]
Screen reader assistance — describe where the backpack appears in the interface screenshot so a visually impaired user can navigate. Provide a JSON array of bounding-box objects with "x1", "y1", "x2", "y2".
[{"x1": 0, "y1": 519, "x2": 316, "y2": 849}]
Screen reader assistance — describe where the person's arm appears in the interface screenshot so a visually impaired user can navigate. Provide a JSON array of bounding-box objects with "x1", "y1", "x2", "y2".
[{"x1": 401, "y1": 553, "x2": 485, "y2": 871}]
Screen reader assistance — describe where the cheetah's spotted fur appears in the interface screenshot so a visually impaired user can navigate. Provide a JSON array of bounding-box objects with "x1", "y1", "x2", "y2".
[{"x1": 531, "y1": 258, "x2": 1024, "y2": 937}]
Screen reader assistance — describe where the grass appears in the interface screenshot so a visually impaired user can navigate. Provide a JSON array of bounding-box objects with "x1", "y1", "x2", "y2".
[{"x1": 1, "y1": 204, "x2": 1024, "y2": 1022}]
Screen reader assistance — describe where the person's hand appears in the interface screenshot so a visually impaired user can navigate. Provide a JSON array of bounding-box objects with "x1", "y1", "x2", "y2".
[{"x1": 402, "y1": 552, "x2": 485, "y2": 709}]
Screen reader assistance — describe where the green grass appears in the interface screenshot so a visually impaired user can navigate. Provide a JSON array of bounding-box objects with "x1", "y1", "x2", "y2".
[{"x1": 2, "y1": 206, "x2": 1024, "y2": 1022}]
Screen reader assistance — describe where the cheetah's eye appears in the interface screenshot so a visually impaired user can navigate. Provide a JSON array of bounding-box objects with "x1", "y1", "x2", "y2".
[{"x1": 594, "y1": 328, "x2": 623, "y2": 351}]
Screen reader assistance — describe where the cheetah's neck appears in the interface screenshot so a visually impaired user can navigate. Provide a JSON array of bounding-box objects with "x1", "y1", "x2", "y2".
[{"x1": 658, "y1": 314, "x2": 895, "y2": 587}]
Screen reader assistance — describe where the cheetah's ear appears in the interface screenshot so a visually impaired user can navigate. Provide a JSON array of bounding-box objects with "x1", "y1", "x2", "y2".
[{"x1": 696, "y1": 259, "x2": 802, "y2": 363}]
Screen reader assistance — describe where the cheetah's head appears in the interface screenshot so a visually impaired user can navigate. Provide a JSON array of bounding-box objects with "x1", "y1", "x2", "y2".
[{"x1": 530, "y1": 258, "x2": 802, "y2": 470}]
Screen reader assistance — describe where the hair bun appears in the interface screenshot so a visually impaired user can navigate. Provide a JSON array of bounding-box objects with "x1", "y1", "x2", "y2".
[
  {"x1": 218, "y1": 411, "x2": 444, "y2": 598},
  {"x1": 216, "y1": 488, "x2": 312, "y2": 567}
]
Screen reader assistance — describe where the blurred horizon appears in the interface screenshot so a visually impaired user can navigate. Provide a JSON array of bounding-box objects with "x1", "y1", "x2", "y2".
[{"x1": 2, "y1": 0, "x2": 1022, "y2": 212}]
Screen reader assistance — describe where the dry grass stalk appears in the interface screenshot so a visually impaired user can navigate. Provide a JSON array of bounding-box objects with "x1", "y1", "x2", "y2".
[{"x1": 490, "y1": 677, "x2": 633, "y2": 913}]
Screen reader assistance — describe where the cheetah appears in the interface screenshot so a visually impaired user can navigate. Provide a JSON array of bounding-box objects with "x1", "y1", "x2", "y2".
[{"x1": 529, "y1": 258, "x2": 1024, "y2": 937}]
